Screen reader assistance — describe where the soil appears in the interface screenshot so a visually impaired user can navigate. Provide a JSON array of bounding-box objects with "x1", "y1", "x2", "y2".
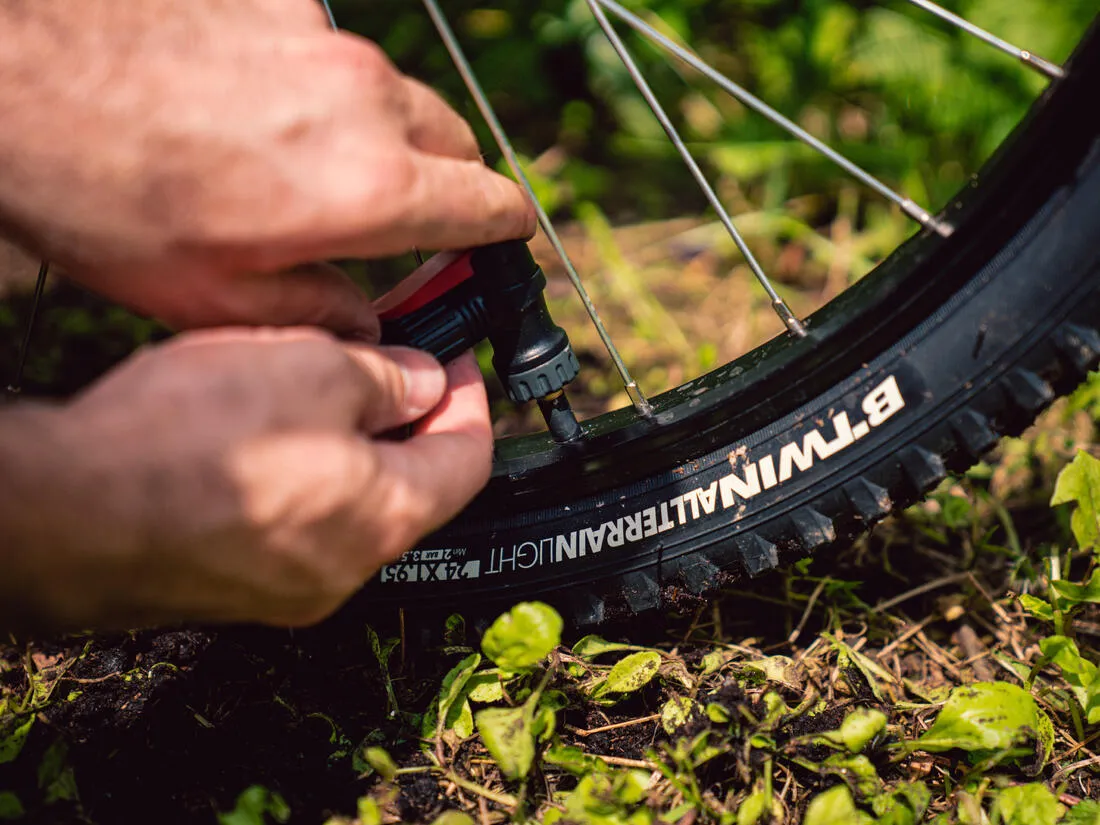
[{"x1": 2, "y1": 613, "x2": 418, "y2": 824}]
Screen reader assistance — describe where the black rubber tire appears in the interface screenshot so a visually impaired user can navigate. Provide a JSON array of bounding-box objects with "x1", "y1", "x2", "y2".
[{"x1": 365, "y1": 20, "x2": 1100, "y2": 627}]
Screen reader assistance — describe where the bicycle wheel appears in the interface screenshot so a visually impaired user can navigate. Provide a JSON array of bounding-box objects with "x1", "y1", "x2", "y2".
[{"x1": 365, "y1": 9, "x2": 1100, "y2": 626}]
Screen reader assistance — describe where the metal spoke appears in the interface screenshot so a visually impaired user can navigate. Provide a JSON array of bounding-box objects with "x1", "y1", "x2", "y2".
[
  {"x1": 595, "y1": 0, "x2": 955, "y2": 238},
  {"x1": 420, "y1": 0, "x2": 653, "y2": 416},
  {"x1": 6, "y1": 261, "x2": 49, "y2": 397},
  {"x1": 586, "y1": 0, "x2": 805, "y2": 337},
  {"x1": 317, "y1": 0, "x2": 337, "y2": 30},
  {"x1": 901, "y1": 0, "x2": 1065, "y2": 79}
]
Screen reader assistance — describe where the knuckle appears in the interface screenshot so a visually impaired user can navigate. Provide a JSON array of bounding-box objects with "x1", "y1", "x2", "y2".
[
  {"x1": 345, "y1": 152, "x2": 420, "y2": 236},
  {"x1": 328, "y1": 35, "x2": 401, "y2": 96},
  {"x1": 364, "y1": 151, "x2": 419, "y2": 205}
]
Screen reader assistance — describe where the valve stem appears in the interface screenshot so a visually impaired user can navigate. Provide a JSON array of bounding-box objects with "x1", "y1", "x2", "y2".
[{"x1": 538, "y1": 390, "x2": 583, "y2": 444}]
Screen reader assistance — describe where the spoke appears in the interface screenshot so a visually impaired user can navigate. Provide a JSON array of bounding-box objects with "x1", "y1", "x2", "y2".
[
  {"x1": 317, "y1": 0, "x2": 337, "y2": 30},
  {"x1": 586, "y1": 0, "x2": 805, "y2": 337},
  {"x1": 420, "y1": 0, "x2": 653, "y2": 416},
  {"x1": 595, "y1": 0, "x2": 955, "y2": 238},
  {"x1": 6, "y1": 261, "x2": 49, "y2": 398},
  {"x1": 902, "y1": 0, "x2": 1065, "y2": 79}
]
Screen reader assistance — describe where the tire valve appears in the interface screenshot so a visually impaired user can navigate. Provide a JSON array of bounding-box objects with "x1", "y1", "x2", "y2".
[
  {"x1": 537, "y1": 390, "x2": 583, "y2": 443},
  {"x1": 377, "y1": 240, "x2": 583, "y2": 444}
]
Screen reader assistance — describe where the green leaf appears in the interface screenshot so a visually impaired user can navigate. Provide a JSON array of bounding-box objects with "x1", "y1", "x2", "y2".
[
  {"x1": 557, "y1": 772, "x2": 653, "y2": 825},
  {"x1": 699, "y1": 649, "x2": 736, "y2": 675},
  {"x1": 991, "y1": 783, "x2": 1064, "y2": 825},
  {"x1": 761, "y1": 691, "x2": 789, "y2": 728},
  {"x1": 1019, "y1": 594, "x2": 1054, "y2": 622},
  {"x1": 217, "y1": 786, "x2": 291, "y2": 825},
  {"x1": 820, "y1": 708, "x2": 887, "y2": 753},
  {"x1": 736, "y1": 787, "x2": 771, "y2": 825},
  {"x1": 466, "y1": 671, "x2": 506, "y2": 704},
  {"x1": 706, "y1": 703, "x2": 732, "y2": 724},
  {"x1": 540, "y1": 689, "x2": 569, "y2": 712},
  {"x1": 452, "y1": 700, "x2": 475, "y2": 740},
  {"x1": 0, "y1": 792, "x2": 24, "y2": 821},
  {"x1": 1051, "y1": 450, "x2": 1100, "y2": 551},
  {"x1": 1064, "y1": 799, "x2": 1100, "y2": 825},
  {"x1": 357, "y1": 796, "x2": 383, "y2": 825},
  {"x1": 475, "y1": 706, "x2": 535, "y2": 780},
  {"x1": 543, "y1": 744, "x2": 608, "y2": 776},
  {"x1": 572, "y1": 634, "x2": 641, "y2": 659},
  {"x1": 914, "y1": 682, "x2": 1054, "y2": 770},
  {"x1": 821, "y1": 754, "x2": 882, "y2": 799},
  {"x1": 363, "y1": 747, "x2": 398, "y2": 783},
  {"x1": 481, "y1": 602, "x2": 562, "y2": 670},
  {"x1": 803, "y1": 785, "x2": 874, "y2": 825},
  {"x1": 660, "y1": 696, "x2": 695, "y2": 734},
  {"x1": 604, "y1": 651, "x2": 662, "y2": 694},
  {"x1": 826, "y1": 635, "x2": 896, "y2": 701},
  {"x1": 741, "y1": 655, "x2": 804, "y2": 692},
  {"x1": 37, "y1": 740, "x2": 78, "y2": 804},
  {"x1": 430, "y1": 813, "x2": 476, "y2": 825},
  {"x1": 1052, "y1": 570, "x2": 1100, "y2": 606},
  {"x1": 872, "y1": 782, "x2": 931, "y2": 825},
  {"x1": 429, "y1": 653, "x2": 481, "y2": 739},
  {"x1": 532, "y1": 702, "x2": 557, "y2": 742},
  {"x1": 1039, "y1": 635, "x2": 1100, "y2": 719},
  {"x1": 0, "y1": 715, "x2": 33, "y2": 765},
  {"x1": 1040, "y1": 636, "x2": 1096, "y2": 680}
]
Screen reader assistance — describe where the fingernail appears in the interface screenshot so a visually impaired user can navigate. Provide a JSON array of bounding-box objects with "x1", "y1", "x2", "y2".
[{"x1": 388, "y1": 347, "x2": 447, "y2": 417}]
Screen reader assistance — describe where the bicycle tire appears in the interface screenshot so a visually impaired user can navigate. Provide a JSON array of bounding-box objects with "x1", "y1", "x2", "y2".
[{"x1": 365, "y1": 19, "x2": 1100, "y2": 627}]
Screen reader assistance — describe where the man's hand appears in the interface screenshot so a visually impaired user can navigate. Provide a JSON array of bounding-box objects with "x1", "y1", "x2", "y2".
[
  {"x1": 0, "y1": 0, "x2": 535, "y2": 337},
  {"x1": 0, "y1": 330, "x2": 492, "y2": 630}
]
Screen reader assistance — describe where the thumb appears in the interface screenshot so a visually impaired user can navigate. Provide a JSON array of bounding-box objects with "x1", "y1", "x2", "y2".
[{"x1": 342, "y1": 344, "x2": 449, "y2": 434}]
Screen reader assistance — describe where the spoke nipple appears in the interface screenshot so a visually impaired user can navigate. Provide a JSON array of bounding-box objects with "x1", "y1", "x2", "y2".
[
  {"x1": 932, "y1": 218, "x2": 955, "y2": 238},
  {"x1": 773, "y1": 301, "x2": 807, "y2": 338},
  {"x1": 1020, "y1": 51, "x2": 1066, "y2": 80},
  {"x1": 626, "y1": 382, "x2": 654, "y2": 419},
  {"x1": 901, "y1": 199, "x2": 954, "y2": 238}
]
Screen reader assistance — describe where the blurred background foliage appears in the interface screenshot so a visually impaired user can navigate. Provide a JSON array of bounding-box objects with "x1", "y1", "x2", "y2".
[
  {"x1": 1, "y1": 0, "x2": 1095, "y2": 419},
  {"x1": 335, "y1": 0, "x2": 1092, "y2": 220},
  {"x1": 333, "y1": 0, "x2": 1094, "y2": 423}
]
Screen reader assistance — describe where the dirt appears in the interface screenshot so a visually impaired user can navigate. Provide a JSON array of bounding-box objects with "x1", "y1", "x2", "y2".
[{"x1": 2, "y1": 613, "x2": 433, "y2": 824}]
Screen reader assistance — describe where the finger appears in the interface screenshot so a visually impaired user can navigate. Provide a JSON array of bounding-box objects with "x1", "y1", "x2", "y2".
[
  {"x1": 242, "y1": 263, "x2": 381, "y2": 342},
  {"x1": 369, "y1": 352, "x2": 493, "y2": 544},
  {"x1": 398, "y1": 154, "x2": 537, "y2": 250},
  {"x1": 157, "y1": 263, "x2": 381, "y2": 341},
  {"x1": 413, "y1": 351, "x2": 490, "y2": 437},
  {"x1": 342, "y1": 344, "x2": 448, "y2": 433},
  {"x1": 125, "y1": 329, "x2": 446, "y2": 434},
  {"x1": 399, "y1": 76, "x2": 481, "y2": 162},
  {"x1": 328, "y1": 155, "x2": 536, "y2": 259}
]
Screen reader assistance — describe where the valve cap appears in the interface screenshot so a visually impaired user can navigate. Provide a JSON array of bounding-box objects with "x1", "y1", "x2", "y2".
[{"x1": 504, "y1": 346, "x2": 580, "y2": 403}]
